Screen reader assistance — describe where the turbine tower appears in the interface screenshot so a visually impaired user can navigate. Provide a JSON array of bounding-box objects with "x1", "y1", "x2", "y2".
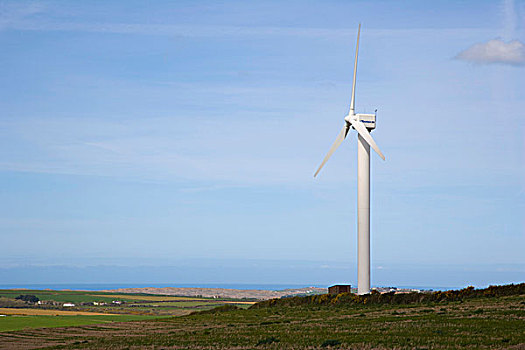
[{"x1": 314, "y1": 24, "x2": 385, "y2": 295}]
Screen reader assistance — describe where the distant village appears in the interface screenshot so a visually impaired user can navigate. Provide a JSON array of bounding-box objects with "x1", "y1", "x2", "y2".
[
  {"x1": 36, "y1": 300, "x2": 125, "y2": 307},
  {"x1": 328, "y1": 285, "x2": 429, "y2": 295}
]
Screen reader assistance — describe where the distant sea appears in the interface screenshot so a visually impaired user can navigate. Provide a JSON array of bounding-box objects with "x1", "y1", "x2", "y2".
[{"x1": 0, "y1": 283, "x2": 456, "y2": 291}]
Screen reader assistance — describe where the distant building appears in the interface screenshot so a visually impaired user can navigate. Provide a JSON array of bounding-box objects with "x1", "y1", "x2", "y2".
[
  {"x1": 372, "y1": 287, "x2": 397, "y2": 294},
  {"x1": 328, "y1": 285, "x2": 352, "y2": 295}
]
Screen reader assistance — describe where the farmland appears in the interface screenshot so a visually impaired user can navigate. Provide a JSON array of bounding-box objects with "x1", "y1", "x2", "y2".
[
  {"x1": 0, "y1": 308, "x2": 117, "y2": 316},
  {"x1": 0, "y1": 288, "x2": 254, "y2": 333},
  {"x1": 0, "y1": 315, "x2": 162, "y2": 333},
  {"x1": 0, "y1": 290, "x2": 216, "y2": 304},
  {"x1": 0, "y1": 284, "x2": 523, "y2": 349}
]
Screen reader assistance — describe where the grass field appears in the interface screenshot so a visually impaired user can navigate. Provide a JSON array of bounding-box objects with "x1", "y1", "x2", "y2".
[
  {"x1": 0, "y1": 308, "x2": 117, "y2": 316},
  {"x1": 0, "y1": 290, "x2": 205, "y2": 304},
  {"x1": 137, "y1": 300, "x2": 254, "y2": 307},
  {"x1": 0, "y1": 289, "x2": 254, "y2": 304},
  {"x1": 0, "y1": 287, "x2": 256, "y2": 337},
  {"x1": 0, "y1": 290, "x2": 523, "y2": 349},
  {"x1": 137, "y1": 301, "x2": 214, "y2": 307},
  {"x1": 87, "y1": 294, "x2": 205, "y2": 302},
  {"x1": 0, "y1": 314, "x2": 165, "y2": 332},
  {"x1": 0, "y1": 291, "x2": 133, "y2": 304}
]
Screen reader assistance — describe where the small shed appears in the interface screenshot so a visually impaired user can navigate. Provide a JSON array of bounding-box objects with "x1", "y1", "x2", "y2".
[{"x1": 328, "y1": 284, "x2": 352, "y2": 295}]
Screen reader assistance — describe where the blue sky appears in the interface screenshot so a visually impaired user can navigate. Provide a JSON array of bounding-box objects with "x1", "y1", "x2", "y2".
[{"x1": 0, "y1": 0, "x2": 524, "y2": 288}]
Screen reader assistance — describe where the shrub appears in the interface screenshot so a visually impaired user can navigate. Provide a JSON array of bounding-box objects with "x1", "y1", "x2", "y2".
[
  {"x1": 256, "y1": 336, "x2": 279, "y2": 346},
  {"x1": 250, "y1": 283, "x2": 525, "y2": 309},
  {"x1": 15, "y1": 295, "x2": 39, "y2": 303},
  {"x1": 321, "y1": 339, "x2": 342, "y2": 347},
  {"x1": 191, "y1": 304, "x2": 239, "y2": 315}
]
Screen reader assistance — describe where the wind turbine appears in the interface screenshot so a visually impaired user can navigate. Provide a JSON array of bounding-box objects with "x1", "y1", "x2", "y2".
[{"x1": 314, "y1": 24, "x2": 385, "y2": 295}]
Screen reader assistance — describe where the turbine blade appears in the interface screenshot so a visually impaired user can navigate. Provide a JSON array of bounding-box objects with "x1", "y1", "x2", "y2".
[
  {"x1": 314, "y1": 124, "x2": 350, "y2": 177},
  {"x1": 349, "y1": 23, "x2": 361, "y2": 114},
  {"x1": 350, "y1": 120, "x2": 385, "y2": 160}
]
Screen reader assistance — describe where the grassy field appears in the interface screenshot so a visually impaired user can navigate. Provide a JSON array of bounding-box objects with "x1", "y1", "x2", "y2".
[
  {"x1": 138, "y1": 301, "x2": 254, "y2": 307},
  {"x1": 0, "y1": 287, "x2": 523, "y2": 349},
  {"x1": 0, "y1": 314, "x2": 164, "y2": 332},
  {"x1": 86, "y1": 294, "x2": 205, "y2": 302},
  {"x1": 0, "y1": 308, "x2": 118, "y2": 316},
  {"x1": 0, "y1": 290, "x2": 207, "y2": 304},
  {"x1": 0, "y1": 288, "x2": 255, "y2": 337},
  {"x1": 0, "y1": 289, "x2": 252, "y2": 315}
]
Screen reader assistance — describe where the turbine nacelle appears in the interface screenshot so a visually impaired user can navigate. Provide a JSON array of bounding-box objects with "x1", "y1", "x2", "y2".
[{"x1": 344, "y1": 113, "x2": 376, "y2": 130}]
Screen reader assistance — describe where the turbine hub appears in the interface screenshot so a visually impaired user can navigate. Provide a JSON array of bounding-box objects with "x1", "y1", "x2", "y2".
[{"x1": 344, "y1": 114, "x2": 357, "y2": 123}]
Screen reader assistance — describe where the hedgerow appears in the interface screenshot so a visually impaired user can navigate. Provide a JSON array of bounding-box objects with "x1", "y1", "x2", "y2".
[{"x1": 250, "y1": 283, "x2": 525, "y2": 309}]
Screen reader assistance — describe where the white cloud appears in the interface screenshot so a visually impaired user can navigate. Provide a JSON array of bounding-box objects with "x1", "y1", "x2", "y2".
[
  {"x1": 0, "y1": 2, "x2": 44, "y2": 30},
  {"x1": 456, "y1": 39, "x2": 525, "y2": 65}
]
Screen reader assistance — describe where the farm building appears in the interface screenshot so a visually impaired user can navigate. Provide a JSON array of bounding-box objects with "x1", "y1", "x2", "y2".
[{"x1": 328, "y1": 285, "x2": 352, "y2": 295}]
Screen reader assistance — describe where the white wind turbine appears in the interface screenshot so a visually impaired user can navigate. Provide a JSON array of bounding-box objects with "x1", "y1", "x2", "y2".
[{"x1": 314, "y1": 24, "x2": 385, "y2": 295}]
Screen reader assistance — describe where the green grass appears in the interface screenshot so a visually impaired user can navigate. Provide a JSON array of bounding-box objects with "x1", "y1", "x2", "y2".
[
  {"x1": 0, "y1": 290, "x2": 132, "y2": 304},
  {"x1": 1, "y1": 285, "x2": 522, "y2": 349},
  {"x1": 0, "y1": 289, "x2": 252, "y2": 317},
  {"x1": 138, "y1": 301, "x2": 253, "y2": 308},
  {"x1": 1, "y1": 293, "x2": 523, "y2": 349},
  {"x1": 0, "y1": 314, "x2": 164, "y2": 332},
  {"x1": 0, "y1": 289, "x2": 219, "y2": 306},
  {"x1": 139, "y1": 301, "x2": 215, "y2": 307}
]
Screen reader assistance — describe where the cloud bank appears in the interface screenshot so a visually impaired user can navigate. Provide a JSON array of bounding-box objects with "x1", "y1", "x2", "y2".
[{"x1": 456, "y1": 39, "x2": 525, "y2": 65}]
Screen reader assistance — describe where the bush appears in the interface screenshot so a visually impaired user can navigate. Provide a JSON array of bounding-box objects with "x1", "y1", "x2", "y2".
[
  {"x1": 15, "y1": 295, "x2": 39, "y2": 303},
  {"x1": 321, "y1": 339, "x2": 342, "y2": 347},
  {"x1": 256, "y1": 336, "x2": 279, "y2": 346},
  {"x1": 191, "y1": 304, "x2": 240, "y2": 315},
  {"x1": 0, "y1": 297, "x2": 27, "y2": 308},
  {"x1": 250, "y1": 283, "x2": 525, "y2": 309}
]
